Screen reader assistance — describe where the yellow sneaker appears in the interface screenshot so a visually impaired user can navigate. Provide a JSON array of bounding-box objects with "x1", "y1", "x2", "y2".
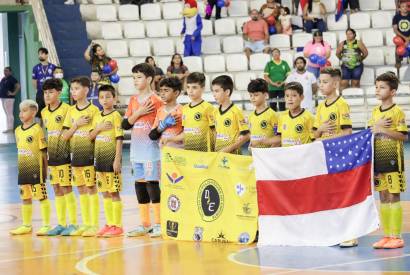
[
  {"x1": 10, "y1": 225, "x2": 32, "y2": 235},
  {"x1": 36, "y1": 225, "x2": 52, "y2": 236},
  {"x1": 69, "y1": 225, "x2": 89, "y2": 236},
  {"x1": 82, "y1": 226, "x2": 98, "y2": 237}
]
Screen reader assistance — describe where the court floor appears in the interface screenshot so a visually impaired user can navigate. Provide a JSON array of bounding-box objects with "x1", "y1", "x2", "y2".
[{"x1": 1, "y1": 144, "x2": 409, "y2": 275}]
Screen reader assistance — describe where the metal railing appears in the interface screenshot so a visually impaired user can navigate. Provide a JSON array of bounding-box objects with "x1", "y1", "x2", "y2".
[{"x1": 29, "y1": 0, "x2": 59, "y2": 65}]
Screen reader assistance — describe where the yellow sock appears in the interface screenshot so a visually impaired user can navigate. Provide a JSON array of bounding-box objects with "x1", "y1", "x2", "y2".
[
  {"x1": 380, "y1": 203, "x2": 391, "y2": 236},
  {"x1": 22, "y1": 204, "x2": 32, "y2": 226},
  {"x1": 139, "y1": 204, "x2": 150, "y2": 227},
  {"x1": 89, "y1": 193, "x2": 99, "y2": 227},
  {"x1": 79, "y1": 194, "x2": 90, "y2": 226},
  {"x1": 40, "y1": 199, "x2": 51, "y2": 227},
  {"x1": 391, "y1": 202, "x2": 403, "y2": 237},
  {"x1": 55, "y1": 196, "x2": 66, "y2": 226},
  {"x1": 152, "y1": 203, "x2": 160, "y2": 225},
  {"x1": 65, "y1": 192, "x2": 77, "y2": 225},
  {"x1": 103, "y1": 198, "x2": 113, "y2": 226},
  {"x1": 112, "y1": 201, "x2": 123, "y2": 227}
]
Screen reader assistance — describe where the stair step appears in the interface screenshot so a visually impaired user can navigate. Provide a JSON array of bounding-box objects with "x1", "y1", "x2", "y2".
[{"x1": 55, "y1": 40, "x2": 89, "y2": 58}]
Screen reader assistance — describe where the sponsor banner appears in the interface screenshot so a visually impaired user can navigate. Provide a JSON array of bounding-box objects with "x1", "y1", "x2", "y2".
[{"x1": 161, "y1": 146, "x2": 258, "y2": 244}]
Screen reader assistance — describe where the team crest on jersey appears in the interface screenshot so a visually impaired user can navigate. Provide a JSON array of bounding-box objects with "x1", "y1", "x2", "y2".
[
  {"x1": 194, "y1": 112, "x2": 202, "y2": 121},
  {"x1": 295, "y1": 124, "x2": 304, "y2": 133},
  {"x1": 260, "y1": 120, "x2": 268, "y2": 129},
  {"x1": 329, "y1": 112, "x2": 337, "y2": 121},
  {"x1": 26, "y1": 136, "x2": 33, "y2": 143},
  {"x1": 224, "y1": 118, "x2": 232, "y2": 127},
  {"x1": 55, "y1": 115, "x2": 63, "y2": 123}
]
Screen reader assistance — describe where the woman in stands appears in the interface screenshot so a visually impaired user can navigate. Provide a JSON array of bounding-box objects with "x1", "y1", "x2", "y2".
[
  {"x1": 84, "y1": 42, "x2": 118, "y2": 84},
  {"x1": 145, "y1": 56, "x2": 164, "y2": 92},
  {"x1": 336, "y1": 28, "x2": 368, "y2": 92},
  {"x1": 259, "y1": 0, "x2": 282, "y2": 33},
  {"x1": 303, "y1": 0, "x2": 327, "y2": 33},
  {"x1": 167, "y1": 54, "x2": 190, "y2": 90},
  {"x1": 303, "y1": 31, "x2": 331, "y2": 79}
]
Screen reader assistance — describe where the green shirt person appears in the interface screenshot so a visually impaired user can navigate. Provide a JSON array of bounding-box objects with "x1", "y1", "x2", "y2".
[{"x1": 53, "y1": 67, "x2": 70, "y2": 104}]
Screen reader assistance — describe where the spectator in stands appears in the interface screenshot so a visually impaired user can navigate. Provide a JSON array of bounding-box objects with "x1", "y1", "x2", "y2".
[
  {"x1": 204, "y1": 0, "x2": 222, "y2": 20},
  {"x1": 343, "y1": 0, "x2": 360, "y2": 13},
  {"x1": 145, "y1": 56, "x2": 164, "y2": 92},
  {"x1": 260, "y1": 0, "x2": 282, "y2": 34},
  {"x1": 285, "y1": 57, "x2": 317, "y2": 113},
  {"x1": 279, "y1": 6, "x2": 292, "y2": 35},
  {"x1": 393, "y1": 2, "x2": 410, "y2": 69},
  {"x1": 167, "y1": 54, "x2": 189, "y2": 88},
  {"x1": 32, "y1": 47, "x2": 57, "y2": 118},
  {"x1": 0, "y1": 67, "x2": 20, "y2": 133},
  {"x1": 53, "y1": 66, "x2": 70, "y2": 104},
  {"x1": 84, "y1": 42, "x2": 117, "y2": 84},
  {"x1": 336, "y1": 28, "x2": 368, "y2": 91},
  {"x1": 243, "y1": 9, "x2": 270, "y2": 60},
  {"x1": 88, "y1": 70, "x2": 103, "y2": 110},
  {"x1": 264, "y1": 48, "x2": 291, "y2": 111},
  {"x1": 303, "y1": 31, "x2": 331, "y2": 79},
  {"x1": 396, "y1": 0, "x2": 410, "y2": 11},
  {"x1": 303, "y1": 0, "x2": 327, "y2": 33}
]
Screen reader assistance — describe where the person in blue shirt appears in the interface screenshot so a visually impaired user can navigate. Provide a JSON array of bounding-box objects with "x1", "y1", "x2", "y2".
[
  {"x1": 0, "y1": 67, "x2": 20, "y2": 132},
  {"x1": 87, "y1": 70, "x2": 103, "y2": 110},
  {"x1": 32, "y1": 48, "x2": 57, "y2": 118}
]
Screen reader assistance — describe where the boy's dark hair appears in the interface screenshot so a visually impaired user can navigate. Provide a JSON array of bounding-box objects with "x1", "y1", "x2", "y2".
[
  {"x1": 284, "y1": 82, "x2": 304, "y2": 96},
  {"x1": 375, "y1": 71, "x2": 399, "y2": 91},
  {"x1": 91, "y1": 69, "x2": 100, "y2": 74},
  {"x1": 4, "y1": 66, "x2": 11, "y2": 71},
  {"x1": 54, "y1": 66, "x2": 63, "y2": 71},
  {"x1": 38, "y1": 47, "x2": 49, "y2": 55},
  {"x1": 212, "y1": 75, "x2": 234, "y2": 95},
  {"x1": 98, "y1": 84, "x2": 116, "y2": 97},
  {"x1": 186, "y1": 72, "x2": 206, "y2": 87},
  {"x1": 42, "y1": 78, "x2": 63, "y2": 92},
  {"x1": 159, "y1": 77, "x2": 182, "y2": 93},
  {"x1": 294, "y1": 56, "x2": 307, "y2": 67},
  {"x1": 320, "y1": 67, "x2": 341, "y2": 78},
  {"x1": 132, "y1": 63, "x2": 155, "y2": 80},
  {"x1": 282, "y1": 6, "x2": 290, "y2": 14},
  {"x1": 70, "y1": 76, "x2": 91, "y2": 87},
  {"x1": 248, "y1": 78, "x2": 268, "y2": 93}
]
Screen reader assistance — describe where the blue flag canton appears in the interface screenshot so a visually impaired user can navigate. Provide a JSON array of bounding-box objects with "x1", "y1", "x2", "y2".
[{"x1": 323, "y1": 129, "x2": 372, "y2": 174}]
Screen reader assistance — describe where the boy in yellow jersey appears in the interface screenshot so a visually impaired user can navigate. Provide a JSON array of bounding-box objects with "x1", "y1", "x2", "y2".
[
  {"x1": 313, "y1": 67, "x2": 355, "y2": 248},
  {"x1": 41, "y1": 79, "x2": 78, "y2": 236},
  {"x1": 62, "y1": 76, "x2": 100, "y2": 237},
  {"x1": 212, "y1": 75, "x2": 250, "y2": 154},
  {"x1": 247, "y1": 78, "x2": 279, "y2": 149},
  {"x1": 369, "y1": 72, "x2": 407, "y2": 249},
  {"x1": 166, "y1": 72, "x2": 215, "y2": 151},
  {"x1": 10, "y1": 100, "x2": 51, "y2": 236},
  {"x1": 277, "y1": 82, "x2": 314, "y2": 147},
  {"x1": 90, "y1": 85, "x2": 124, "y2": 237}
]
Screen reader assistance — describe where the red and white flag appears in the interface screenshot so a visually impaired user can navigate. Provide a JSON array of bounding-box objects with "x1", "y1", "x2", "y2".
[
  {"x1": 298, "y1": 0, "x2": 308, "y2": 16},
  {"x1": 253, "y1": 130, "x2": 379, "y2": 246}
]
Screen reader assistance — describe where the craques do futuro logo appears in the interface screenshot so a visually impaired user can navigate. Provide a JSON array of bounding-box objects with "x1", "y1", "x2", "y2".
[{"x1": 197, "y1": 179, "x2": 224, "y2": 222}]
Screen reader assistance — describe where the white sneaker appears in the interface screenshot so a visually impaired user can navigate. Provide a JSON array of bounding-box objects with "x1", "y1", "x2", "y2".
[
  {"x1": 148, "y1": 224, "x2": 161, "y2": 238},
  {"x1": 64, "y1": 0, "x2": 75, "y2": 5}
]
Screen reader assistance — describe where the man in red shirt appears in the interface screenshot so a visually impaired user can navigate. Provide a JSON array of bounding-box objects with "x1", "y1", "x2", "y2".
[{"x1": 243, "y1": 9, "x2": 270, "y2": 59}]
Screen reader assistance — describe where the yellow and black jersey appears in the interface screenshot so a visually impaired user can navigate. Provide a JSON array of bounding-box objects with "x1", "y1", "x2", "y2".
[
  {"x1": 93, "y1": 110, "x2": 124, "y2": 172},
  {"x1": 368, "y1": 104, "x2": 408, "y2": 173},
  {"x1": 248, "y1": 107, "x2": 278, "y2": 148},
  {"x1": 15, "y1": 123, "x2": 47, "y2": 185},
  {"x1": 313, "y1": 96, "x2": 352, "y2": 140},
  {"x1": 278, "y1": 109, "x2": 314, "y2": 147},
  {"x1": 214, "y1": 104, "x2": 249, "y2": 154},
  {"x1": 63, "y1": 103, "x2": 99, "y2": 167},
  {"x1": 41, "y1": 102, "x2": 71, "y2": 166},
  {"x1": 182, "y1": 100, "x2": 215, "y2": 152}
]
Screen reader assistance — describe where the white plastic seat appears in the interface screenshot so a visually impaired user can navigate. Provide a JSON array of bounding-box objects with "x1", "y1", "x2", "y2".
[
  {"x1": 281, "y1": 52, "x2": 293, "y2": 68},
  {"x1": 372, "y1": 11, "x2": 393, "y2": 29},
  {"x1": 202, "y1": 36, "x2": 221, "y2": 54},
  {"x1": 106, "y1": 40, "x2": 128, "y2": 58},
  {"x1": 342, "y1": 88, "x2": 364, "y2": 96},
  {"x1": 96, "y1": 5, "x2": 117, "y2": 21},
  {"x1": 345, "y1": 97, "x2": 365, "y2": 106},
  {"x1": 385, "y1": 29, "x2": 396, "y2": 47},
  {"x1": 183, "y1": 56, "x2": 203, "y2": 72},
  {"x1": 321, "y1": 0, "x2": 336, "y2": 13},
  {"x1": 350, "y1": 13, "x2": 371, "y2": 29},
  {"x1": 329, "y1": 52, "x2": 340, "y2": 67},
  {"x1": 129, "y1": 40, "x2": 151, "y2": 57},
  {"x1": 400, "y1": 66, "x2": 410, "y2": 82},
  {"x1": 116, "y1": 58, "x2": 135, "y2": 77},
  {"x1": 380, "y1": 0, "x2": 396, "y2": 10},
  {"x1": 359, "y1": 0, "x2": 379, "y2": 10},
  {"x1": 292, "y1": 33, "x2": 312, "y2": 48},
  {"x1": 236, "y1": 17, "x2": 250, "y2": 34},
  {"x1": 163, "y1": 2, "x2": 183, "y2": 19},
  {"x1": 141, "y1": 3, "x2": 161, "y2": 20},
  {"x1": 228, "y1": 1, "x2": 249, "y2": 17},
  {"x1": 118, "y1": 4, "x2": 139, "y2": 20},
  {"x1": 146, "y1": 21, "x2": 168, "y2": 38},
  {"x1": 226, "y1": 54, "x2": 248, "y2": 72},
  {"x1": 204, "y1": 55, "x2": 226, "y2": 73},
  {"x1": 270, "y1": 34, "x2": 291, "y2": 49},
  {"x1": 327, "y1": 14, "x2": 348, "y2": 31},
  {"x1": 174, "y1": 39, "x2": 184, "y2": 54},
  {"x1": 202, "y1": 19, "x2": 214, "y2": 36},
  {"x1": 291, "y1": 15, "x2": 303, "y2": 28},
  {"x1": 86, "y1": 21, "x2": 102, "y2": 39},
  {"x1": 361, "y1": 30, "x2": 383, "y2": 47},
  {"x1": 361, "y1": 67, "x2": 375, "y2": 85},
  {"x1": 363, "y1": 48, "x2": 384, "y2": 66},
  {"x1": 156, "y1": 56, "x2": 171, "y2": 73},
  {"x1": 153, "y1": 39, "x2": 175, "y2": 56},
  {"x1": 234, "y1": 72, "x2": 256, "y2": 91},
  {"x1": 215, "y1": 18, "x2": 236, "y2": 35},
  {"x1": 118, "y1": 77, "x2": 135, "y2": 96},
  {"x1": 250, "y1": 0, "x2": 265, "y2": 11},
  {"x1": 384, "y1": 46, "x2": 397, "y2": 65},
  {"x1": 123, "y1": 22, "x2": 145, "y2": 39},
  {"x1": 168, "y1": 20, "x2": 183, "y2": 37},
  {"x1": 90, "y1": 0, "x2": 112, "y2": 4},
  {"x1": 101, "y1": 23, "x2": 122, "y2": 39},
  {"x1": 249, "y1": 53, "x2": 270, "y2": 71},
  {"x1": 223, "y1": 36, "x2": 244, "y2": 53},
  {"x1": 323, "y1": 32, "x2": 337, "y2": 49},
  {"x1": 80, "y1": 4, "x2": 97, "y2": 21}
]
